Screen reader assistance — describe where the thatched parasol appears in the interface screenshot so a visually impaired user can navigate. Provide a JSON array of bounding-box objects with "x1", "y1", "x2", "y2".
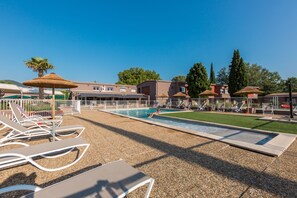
[
  {"x1": 173, "y1": 92, "x2": 187, "y2": 97},
  {"x1": 234, "y1": 87, "x2": 263, "y2": 95},
  {"x1": 23, "y1": 73, "x2": 77, "y2": 119},
  {"x1": 199, "y1": 90, "x2": 218, "y2": 97},
  {"x1": 158, "y1": 93, "x2": 169, "y2": 105},
  {"x1": 198, "y1": 90, "x2": 218, "y2": 110},
  {"x1": 158, "y1": 93, "x2": 169, "y2": 98},
  {"x1": 234, "y1": 86, "x2": 263, "y2": 113}
]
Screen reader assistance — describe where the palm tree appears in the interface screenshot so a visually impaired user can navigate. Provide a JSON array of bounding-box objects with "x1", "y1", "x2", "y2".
[{"x1": 25, "y1": 57, "x2": 55, "y2": 99}]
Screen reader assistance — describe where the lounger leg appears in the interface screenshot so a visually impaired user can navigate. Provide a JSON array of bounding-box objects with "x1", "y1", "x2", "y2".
[{"x1": 145, "y1": 178, "x2": 155, "y2": 198}]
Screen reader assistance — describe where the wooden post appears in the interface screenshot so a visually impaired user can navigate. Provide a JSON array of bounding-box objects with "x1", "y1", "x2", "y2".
[
  {"x1": 52, "y1": 88, "x2": 55, "y2": 119},
  {"x1": 289, "y1": 80, "x2": 294, "y2": 120}
]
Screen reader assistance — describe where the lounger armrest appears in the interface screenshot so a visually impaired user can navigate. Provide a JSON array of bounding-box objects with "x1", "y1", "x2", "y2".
[{"x1": 0, "y1": 185, "x2": 42, "y2": 195}]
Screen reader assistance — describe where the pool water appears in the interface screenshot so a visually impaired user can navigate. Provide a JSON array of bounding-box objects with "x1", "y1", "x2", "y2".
[
  {"x1": 113, "y1": 108, "x2": 179, "y2": 119},
  {"x1": 110, "y1": 108, "x2": 277, "y2": 145}
]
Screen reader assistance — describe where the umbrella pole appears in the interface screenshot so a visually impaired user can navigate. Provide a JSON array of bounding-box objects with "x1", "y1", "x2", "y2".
[
  {"x1": 52, "y1": 88, "x2": 56, "y2": 141},
  {"x1": 247, "y1": 97, "x2": 249, "y2": 114},
  {"x1": 52, "y1": 88, "x2": 55, "y2": 119}
]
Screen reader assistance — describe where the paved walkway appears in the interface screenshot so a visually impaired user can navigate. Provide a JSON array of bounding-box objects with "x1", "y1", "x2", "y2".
[{"x1": 1, "y1": 110, "x2": 297, "y2": 197}]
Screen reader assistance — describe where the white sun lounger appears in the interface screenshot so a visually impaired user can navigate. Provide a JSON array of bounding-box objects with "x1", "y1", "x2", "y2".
[
  {"x1": 234, "y1": 102, "x2": 244, "y2": 112},
  {"x1": 0, "y1": 159, "x2": 154, "y2": 198},
  {"x1": 10, "y1": 102, "x2": 63, "y2": 128},
  {"x1": 0, "y1": 114, "x2": 85, "y2": 143},
  {"x1": 0, "y1": 137, "x2": 89, "y2": 172}
]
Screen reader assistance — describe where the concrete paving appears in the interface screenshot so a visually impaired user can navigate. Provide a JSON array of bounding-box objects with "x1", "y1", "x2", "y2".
[{"x1": 1, "y1": 110, "x2": 297, "y2": 197}]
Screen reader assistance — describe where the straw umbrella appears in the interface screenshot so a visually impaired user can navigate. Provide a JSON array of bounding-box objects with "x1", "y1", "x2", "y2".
[
  {"x1": 199, "y1": 90, "x2": 218, "y2": 97},
  {"x1": 158, "y1": 93, "x2": 169, "y2": 106},
  {"x1": 173, "y1": 92, "x2": 188, "y2": 107},
  {"x1": 173, "y1": 92, "x2": 187, "y2": 97},
  {"x1": 234, "y1": 86, "x2": 263, "y2": 113},
  {"x1": 23, "y1": 73, "x2": 77, "y2": 119},
  {"x1": 199, "y1": 90, "x2": 218, "y2": 110}
]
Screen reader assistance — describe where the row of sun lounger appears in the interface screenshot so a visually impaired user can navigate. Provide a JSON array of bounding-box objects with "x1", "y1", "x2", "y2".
[{"x1": 0, "y1": 102, "x2": 154, "y2": 197}]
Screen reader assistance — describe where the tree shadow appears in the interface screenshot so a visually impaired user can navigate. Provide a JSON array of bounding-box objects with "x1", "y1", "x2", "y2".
[
  {"x1": 0, "y1": 164, "x2": 102, "y2": 197},
  {"x1": 0, "y1": 172, "x2": 37, "y2": 197},
  {"x1": 77, "y1": 116, "x2": 297, "y2": 197}
]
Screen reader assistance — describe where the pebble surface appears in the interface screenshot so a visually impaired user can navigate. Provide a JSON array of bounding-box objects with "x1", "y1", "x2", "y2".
[{"x1": 1, "y1": 110, "x2": 297, "y2": 197}]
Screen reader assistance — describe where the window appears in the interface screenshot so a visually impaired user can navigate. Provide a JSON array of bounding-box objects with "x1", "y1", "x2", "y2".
[
  {"x1": 107, "y1": 87, "x2": 113, "y2": 91},
  {"x1": 180, "y1": 87, "x2": 185, "y2": 93},
  {"x1": 131, "y1": 89, "x2": 136, "y2": 93},
  {"x1": 120, "y1": 87, "x2": 126, "y2": 92}
]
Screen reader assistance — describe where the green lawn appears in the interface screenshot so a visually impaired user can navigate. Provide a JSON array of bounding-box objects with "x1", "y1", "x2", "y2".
[{"x1": 161, "y1": 112, "x2": 297, "y2": 134}]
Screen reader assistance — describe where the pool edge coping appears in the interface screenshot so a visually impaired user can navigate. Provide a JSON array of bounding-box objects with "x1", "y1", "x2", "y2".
[{"x1": 101, "y1": 109, "x2": 296, "y2": 157}]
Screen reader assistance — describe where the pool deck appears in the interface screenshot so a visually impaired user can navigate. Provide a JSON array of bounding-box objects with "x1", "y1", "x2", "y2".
[
  {"x1": 1, "y1": 110, "x2": 297, "y2": 197},
  {"x1": 105, "y1": 110, "x2": 296, "y2": 157}
]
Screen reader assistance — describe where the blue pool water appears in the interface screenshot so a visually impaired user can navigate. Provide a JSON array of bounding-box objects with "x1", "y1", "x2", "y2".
[
  {"x1": 110, "y1": 108, "x2": 277, "y2": 145},
  {"x1": 113, "y1": 108, "x2": 180, "y2": 119}
]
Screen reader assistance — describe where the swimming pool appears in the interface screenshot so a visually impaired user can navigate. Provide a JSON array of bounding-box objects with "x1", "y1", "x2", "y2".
[
  {"x1": 111, "y1": 108, "x2": 276, "y2": 145},
  {"x1": 112, "y1": 108, "x2": 179, "y2": 119},
  {"x1": 108, "y1": 108, "x2": 296, "y2": 156}
]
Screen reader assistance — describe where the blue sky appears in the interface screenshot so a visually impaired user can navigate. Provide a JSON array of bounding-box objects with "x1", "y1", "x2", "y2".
[{"x1": 0, "y1": 0, "x2": 296, "y2": 84}]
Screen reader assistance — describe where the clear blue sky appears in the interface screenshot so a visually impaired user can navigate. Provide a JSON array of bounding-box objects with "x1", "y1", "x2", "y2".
[{"x1": 0, "y1": 0, "x2": 296, "y2": 84}]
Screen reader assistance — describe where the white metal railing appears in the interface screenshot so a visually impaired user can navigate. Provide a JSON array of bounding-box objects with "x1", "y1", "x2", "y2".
[
  {"x1": 0, "y1": 99, "x2": 81, "y2": 117},
  {"x1": 81, "y1": 100, "x2": 148, "y2": 110},
  {"x1": 148, "y1": 96, "x2": 296, "y2": 114}
]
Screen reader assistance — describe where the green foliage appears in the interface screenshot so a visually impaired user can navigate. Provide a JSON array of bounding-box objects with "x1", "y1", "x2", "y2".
[
  {"x1": 24, "y1": 57, "x2": 55, "y2": 99},
  {"x1": 216, "y1": 67, "x2": 229, "y2": 84},
  {"x1": 171, "y1": 75, "x2": 186, "y2": 82},
  {"x1": 283, "y1": 77, "x2": 297, "y2": 92},
  {"x1": 116, "y1": 67, "x2": 161, "y2": 85},
  {"x1": 245, "y1": 63, "x2": 283, "y2": 94},
  {"x1": 24, "y1": 102, "x2": 54, "y2": 111},
  {"x1": 0, "y1": 80, "x2": 13, "y2": 84},
  {"x1": 25, "y1": 57, "x2": 55, "y2": 76},
  {"x1": 186, "y1": 63, "x2": 209, "y2": 98},
  {"x1": 209, "y1": 63, "x2": 216, "y2": 84},
  {"x1": 228, "y1": 50, "x2": 247, "y2": 96},
  {"x1": 60, "y1": 90, "x2": 70, "y2": 100}
]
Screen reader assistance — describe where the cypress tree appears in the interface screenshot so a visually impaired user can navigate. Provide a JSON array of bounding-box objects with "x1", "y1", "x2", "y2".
[
  {"x1": 209, "y1": 63, "x2": 216, "y2": 84},
  {"x1": 186, "y1": 62, "x2": 209, "y2": 98},
  {"x1": 228, "y1": 50, "x2": 247, "y2": 96}
]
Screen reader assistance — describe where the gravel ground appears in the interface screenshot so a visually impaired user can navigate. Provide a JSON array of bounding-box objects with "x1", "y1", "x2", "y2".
[{"x1": 1, "y1": 110, "x2": 297, "y2": 197}]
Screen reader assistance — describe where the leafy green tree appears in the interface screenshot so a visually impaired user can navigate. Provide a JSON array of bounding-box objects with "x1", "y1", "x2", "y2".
[
  {"x1": 186, "y1": 62, "x2": 209, "y2": 98},
  {"x1": 171, "y1": 75, "x2": 186, "y2": 82},
  {"x1": 246, "y1": 63, "x2": 262, "y2": 86},
  {"x1": 261, "y1": 70, "x2": 283, "y2": 94},
  {"x1": 216, "y1": 67, "x2": 229, "y2": 84},
  {"x1": 228, "y1": 50, "x2": 247, "y2": 96},
  {"x1": 25, "y1": 57, "x2": 55, "y2": 99},
  {"x1": 209, "y1": 63, "x2": 216, "y2": 84},
  {"x1": 245, "y1": 63, "x2": 283, "y2": 94},
  {"x1": 283, "y1": 77, "x2": 297, "y2": 92},
  {"x1": 60, "y1": 90, "x2": 70, "y2": 100},
  {"x1": 116, "y1": 67, "x2": 161, "y2": 85},
  {"x1": 0, "y1": 80, "x2": 13, "y2": 84}
]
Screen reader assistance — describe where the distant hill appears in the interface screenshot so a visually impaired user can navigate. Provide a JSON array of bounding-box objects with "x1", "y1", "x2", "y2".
[{"x1": 0, "y1": 80, "x2": 27, "y2": 87}]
